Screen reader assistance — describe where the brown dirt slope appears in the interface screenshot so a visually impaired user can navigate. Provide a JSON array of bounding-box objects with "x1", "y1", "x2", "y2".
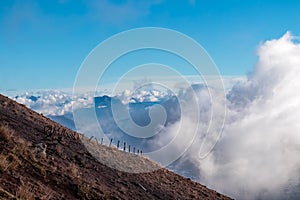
[{"x1": 0, "y1": 94, "x2": 232, "y2": 200}]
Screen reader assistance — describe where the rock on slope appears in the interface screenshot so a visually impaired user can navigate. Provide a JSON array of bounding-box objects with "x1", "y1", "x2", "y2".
[{"x1": 0, "y1": 94, "x2": 232, "y2": 200}]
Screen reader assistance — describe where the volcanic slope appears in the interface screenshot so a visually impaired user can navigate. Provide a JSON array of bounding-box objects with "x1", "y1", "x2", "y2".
[{"x1": 0, "y1": 94, "x2": 232, "y2": 200}]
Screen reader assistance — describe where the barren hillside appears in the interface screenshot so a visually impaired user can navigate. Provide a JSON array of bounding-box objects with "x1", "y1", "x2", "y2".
[{"x1": 0, "y1": 94, "x2": 232, "y2": 200}]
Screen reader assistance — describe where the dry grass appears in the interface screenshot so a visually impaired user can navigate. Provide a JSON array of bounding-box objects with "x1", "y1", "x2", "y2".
[
  {"x1": 77, "y1": 183, "x2": 105, "y2": 200},
  {"x1": 0, "y1": 153, "x2": 21, "y2": 173},
  {"x1": 67, "y1": 162, "x2": 80, "y2": 178},
  {"x1": 0, "y1": 186, "x2": 17, "y2": 199},
  {"x1": 0, "y1": 125, "x2": 23, "y2": 173},
  {"x1": 37, "y1": 183, "x2": 54, "y2": 200},
  {"x1": 0, "y1": 125, "x2": 36, "y2": 174},
  {"x1": 0, "y1": 124, "x2": 49, "y2": 199},
  {"x1": 0, "y1": 124, "x2": 13, "y2": 141},
  {"x1": 55, "y1": 145, "x2": 63, "y2": 155},
  {"x1": 0, "y1": 154, "x2": 12, "y2": 172},
  {"x1": 15, "y1": 180, "x2": 54, "y2": 200},
  {"x1": 16, "y1": 184, "x2": 35, "y2": 200},
  {"x1": 40, "y1": 189, "x2": 53, "y2": 200}
]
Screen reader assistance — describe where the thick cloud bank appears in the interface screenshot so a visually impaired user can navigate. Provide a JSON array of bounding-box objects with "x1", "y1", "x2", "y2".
[
  {"x1": 14, "y1": 90, "x2": 94, "y2": 116},
  {"x1": 186, "y1": 32, "x2": 300, "y2": 199}
]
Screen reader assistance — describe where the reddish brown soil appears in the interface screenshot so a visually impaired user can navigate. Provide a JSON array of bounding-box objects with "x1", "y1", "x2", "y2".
[{"x1": 0, "y1": 94, "x2": 232, "y2": 200}]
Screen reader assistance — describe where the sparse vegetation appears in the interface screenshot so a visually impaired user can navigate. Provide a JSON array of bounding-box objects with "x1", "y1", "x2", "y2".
[
  {"x1": 67, "y1": 162, "x2": 80, "y2": 178},
  {"x1": 0, "y1": 124, "x2": 12, "y2": 141},
  {"x1": 0, "y1": 186, "x2": 17, "y2": 199},
  {"x1": 16, "y1": 184, "x2": 35, "y2": 200},
  {"x1": 0, "y1": 126, "x2": 22, "y2": 173},
  {"x1": 0, "y1": 153, "x2": 21, "y2": 173}
]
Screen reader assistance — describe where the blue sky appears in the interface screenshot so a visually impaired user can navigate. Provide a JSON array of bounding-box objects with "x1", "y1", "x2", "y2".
[{"x1": 0, "y1": 0, "x2": 300, "y2": 91}]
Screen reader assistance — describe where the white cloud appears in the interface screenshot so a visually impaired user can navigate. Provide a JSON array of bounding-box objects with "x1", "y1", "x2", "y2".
[
  {"x1": 117, "y1": 88, "x2": 171, "y2": 104},
  {"x1": 13, "y1": 90, "x2": 94, "y2": 116},
  {"x1": 182, "y1": 32, "x2": 300, "y2": 199}
]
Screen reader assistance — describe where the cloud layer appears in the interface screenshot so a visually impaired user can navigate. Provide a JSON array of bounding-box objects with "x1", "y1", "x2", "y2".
[{"x1": 14, "y1": 90, "x2": 94, "y2": 116}]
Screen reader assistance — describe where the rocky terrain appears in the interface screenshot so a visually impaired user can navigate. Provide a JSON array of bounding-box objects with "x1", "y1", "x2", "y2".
[{"x1": 0, "y1": 94, "x2": 232, "y2": 200}]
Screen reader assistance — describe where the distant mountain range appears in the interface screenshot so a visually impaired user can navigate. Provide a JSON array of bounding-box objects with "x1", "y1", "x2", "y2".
[{"x1": 47, "y1": 95, "x2": 181, "y2": 153}]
